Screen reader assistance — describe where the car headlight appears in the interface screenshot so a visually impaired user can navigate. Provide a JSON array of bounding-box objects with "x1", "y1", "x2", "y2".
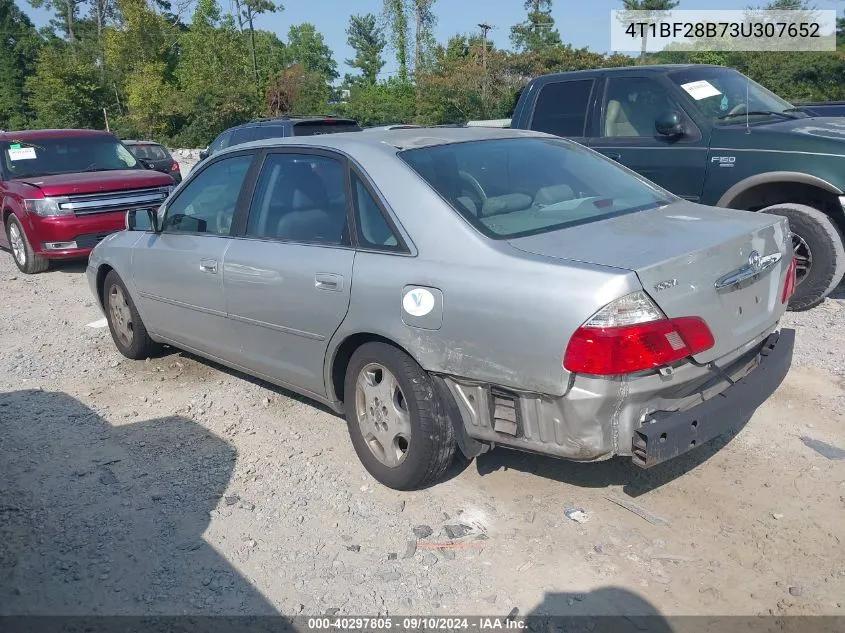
[{"x1": 24, "y1": 197, "x2": 72, "y2": 217}]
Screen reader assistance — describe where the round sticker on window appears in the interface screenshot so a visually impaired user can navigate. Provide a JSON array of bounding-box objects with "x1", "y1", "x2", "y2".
[{"x1": 402, "y1": 288, "x2": 435, "y2": 317}]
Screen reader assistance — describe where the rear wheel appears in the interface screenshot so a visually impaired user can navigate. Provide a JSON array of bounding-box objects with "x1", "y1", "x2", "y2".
[
  {"x1": 344, "y1": 342, "x2": 457, "y2": 490},
  {"x1": 5, "y1": 215, "x2": 49, "y2": 274},
  {"x1": 103, "y1": 270, "x2": 159, "y2": 359},
  {"x1": 760, "y1": 203, "x2": 845, "y2": 311}
]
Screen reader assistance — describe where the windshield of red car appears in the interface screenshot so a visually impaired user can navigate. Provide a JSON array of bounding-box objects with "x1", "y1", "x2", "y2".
[
  {"x1": 1, "y1": 136, "x2": 139, "y2": 180},
  {"x1": 400, "y1": 137, "x2": 674, "y2": 240}
]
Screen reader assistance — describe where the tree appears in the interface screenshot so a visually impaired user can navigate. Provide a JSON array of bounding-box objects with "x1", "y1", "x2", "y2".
[
  {"x1": 241, "y1": 0, "x2": 280, "y2": 96},
  {"x1": 266, "y1": 63, "x2": 330, "y2": 116},
  {"x1": 26, "y1": 44, "x2": 104, "y2": 128},
  {"x1": 27, "y1": 0, "x2": 86, "y2": 41},
  {"x1": 383, "y1": 0, "x2": 409, "y2": 80},
  {"x1": 617, "y1": 0, "x2": 679, "y2": 63},
  {"x1": 510, "y1": 0, "x2": 561, "y2": 53},
  {"x1": 0, "y1": 0, "x2": 41, "y2": 129},
  {"x1": 345, "y1": 13, "x2": 386, "y2": 85},
  {"x1": 340, "y1": 77, "x2": 416, "y2": 126},
  {"x1": 287, "y1": 22, "x2": 338, "y2": 81},
  {"x1": 413, "y1": 0, "x2": 436, "y2": 72},
  {"x1": 173, "y1": 0, "x2": 257, "y2": 146}
]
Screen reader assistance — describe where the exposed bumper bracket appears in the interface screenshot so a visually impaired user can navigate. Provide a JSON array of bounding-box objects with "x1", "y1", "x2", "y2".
[{"x1": 632, "y1": 328, "x2": 794, "y2": 468}]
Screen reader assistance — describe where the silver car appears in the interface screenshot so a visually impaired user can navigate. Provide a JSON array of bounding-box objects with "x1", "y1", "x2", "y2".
[{"x1": 87, "y1": 127, "x2": 796, "y2": 490}]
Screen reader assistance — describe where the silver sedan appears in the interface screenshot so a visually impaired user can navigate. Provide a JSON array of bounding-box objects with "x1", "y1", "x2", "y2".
[{"x1": 87, "y1": 127, "x2": 795, "y2": 489}]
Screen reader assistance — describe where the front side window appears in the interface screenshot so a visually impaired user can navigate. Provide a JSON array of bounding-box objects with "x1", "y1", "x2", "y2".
[
  {"x1": 245, "y1": 153, "x2": 349, "y2": 245},
  {"x1": 162, "y1": 154, "x2": 252, "y2": 235},
  {"x1": 229, "y1": 126, "x2": 257, "y2": 147},
  {"x1": 400, "y1": 137, "x2": 673, "y2": 240},
  {"x1": 602, "y1": 77, "x2": 676, "y2": 138},
  {"x1": 1, "y1": 135, "x2": 138, "y2": 180},
  {"x1": 668, "y1": 67, "x2": 804, "y2": 124},
  {"x1": 529, "y1": 79, "x2": 594, "y2": 137}
]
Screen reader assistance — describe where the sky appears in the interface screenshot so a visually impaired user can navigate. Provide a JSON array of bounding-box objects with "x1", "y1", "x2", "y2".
[{"x1": 22, "y1": 0, "x2": 845, "y2": 78}]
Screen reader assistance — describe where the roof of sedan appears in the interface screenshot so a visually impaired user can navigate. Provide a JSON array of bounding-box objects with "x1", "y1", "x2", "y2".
[{"x1": 226, "y1": 126, "x2": 548, "y2": 156}]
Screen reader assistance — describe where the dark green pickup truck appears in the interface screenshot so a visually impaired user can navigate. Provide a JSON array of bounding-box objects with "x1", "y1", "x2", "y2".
[{"x1": 493, "y1": 64, "x2": 845, "y2": 310}]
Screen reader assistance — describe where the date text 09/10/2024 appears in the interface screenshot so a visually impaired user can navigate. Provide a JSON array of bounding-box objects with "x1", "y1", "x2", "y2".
[{"x1": 306, "y1": 617, "x2": 526, "y2": 630}]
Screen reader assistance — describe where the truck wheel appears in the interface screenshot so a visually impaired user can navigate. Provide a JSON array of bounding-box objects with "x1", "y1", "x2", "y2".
[
  {"x1": 344, "y1": 342, "x2": 457, "y2": 490},
  {"x1": 103, "y1": 270, "x2": 159, "y2": 360},
  {"x1": 760, "y1": 203, "x2": 845, "y2": 311},
  {"x1": 6, "y1": 215, "x2": 49, "y2": 274}
]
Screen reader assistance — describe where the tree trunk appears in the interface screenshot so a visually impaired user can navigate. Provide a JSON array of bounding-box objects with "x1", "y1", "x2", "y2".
[
  {"x1": 233, "y1": 0, "x2": 245, "y2": 32},
  {"x1": 66, "y1": 0, "x2": 76, "y2": 42},
  {"x1": 248, "y1": 13, "x2": 260, "y2": 94},
  {"x1": 414, "y1": 2, "x2": 421, "y2": 74}
]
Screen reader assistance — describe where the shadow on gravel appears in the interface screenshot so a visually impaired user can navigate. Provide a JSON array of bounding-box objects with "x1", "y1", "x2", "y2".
[
  {"x1": 475, "y1": 420, "x2": 748, "y2": 498},
  {"x1": 49, "y1": 260, "x2": 89, "y2": 274},
  {"x1": 0, "y1": 389, "x2": 278, "y2": 616},
  {"x1": 526, "y1": 587, "x2": 673, "y2": 632}
]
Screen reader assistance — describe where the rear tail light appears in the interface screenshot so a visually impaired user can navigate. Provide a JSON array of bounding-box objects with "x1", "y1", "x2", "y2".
[
  {"x1": 563, "y1": 291, "x2": 715, "y2": 376},
  {"x1": 171, "y1": 161, "x2": 180, "y2": 172},
  {"x1": 781, "y1": 257, "x2": 797, "y2": 304}
]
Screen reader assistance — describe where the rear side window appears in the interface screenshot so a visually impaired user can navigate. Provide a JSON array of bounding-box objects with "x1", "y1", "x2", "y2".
[
  {"x1": 208, "y1": 132, "x2": 231, "y2": 154},
  {"x1": 530, "y1": 79, "x2": 594, "y2": 137},
  {"x1": 245, "y1": 153, "x2": 349, "y2": 245},
  {"x1": 292, "y1": 121, "x2": 362, "y2": 136},
  {"x1": 229, "y1": 127, "x2": 257, "y2": 147},
  {"x1": 252, "y1": 125, "x2": 288, "y2": 142},
  {"x1": 351, "y1": 173, "x2": 400, "y2": 250}
]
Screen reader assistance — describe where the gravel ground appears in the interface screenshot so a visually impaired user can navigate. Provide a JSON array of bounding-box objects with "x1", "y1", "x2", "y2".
[{"x1": 1, "y1": 253, "x2": 844, "y2": 619}]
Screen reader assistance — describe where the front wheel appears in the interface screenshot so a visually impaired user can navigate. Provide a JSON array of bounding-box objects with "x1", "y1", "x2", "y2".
[
  {"x1": 760, "y1": 203, "x2": 845, "y2": 311},
  {"x1": 103, "y1": 270, "x2": 160, "y2": 359},
  {"x1": 6, "y1": 215, "x2": 48, "y2": 274},
  {"x1": 344, "y1": 342, "x2": 457, "y2": 490}
]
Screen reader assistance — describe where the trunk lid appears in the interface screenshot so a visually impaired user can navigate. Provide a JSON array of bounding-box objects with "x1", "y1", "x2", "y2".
[{"x1": 508, "y1": 202, "x2": 791, "y2": 363}]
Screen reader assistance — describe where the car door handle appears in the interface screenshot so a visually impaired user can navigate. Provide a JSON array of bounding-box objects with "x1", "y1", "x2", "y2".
[
  {"x1": 199, "y1": 259, "x2": 218, "y2": 274},
  {"x1": 602, "y1": 152, "x2": 622, "y2": 161},
  {"x1": 314, "y1": 273, "x2": 343, "y2": 291}
]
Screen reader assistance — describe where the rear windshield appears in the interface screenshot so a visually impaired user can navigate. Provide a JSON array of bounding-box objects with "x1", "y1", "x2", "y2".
[
  {"x1": 128, "y1": 143, "x2": 169, "y2": 160},
  {"x1": 1, "y1": 135, "x2": 138, "y2": 180},
  {"x1": 399, "y1": 137, "x2": 673, "y2": 239},
  {"x1": 292, "y1": 121, "x2": 361, "y2": 136}
]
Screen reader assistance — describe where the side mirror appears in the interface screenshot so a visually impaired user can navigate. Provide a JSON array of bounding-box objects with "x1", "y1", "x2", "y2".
[
  {"x1": 126, "y1": 208, "x2": 159, "y2": 232},
  {"x1": 655, "y1": 110, "x2": 684, "y2": 137},
  {"x1": 198, "y1": 150, "x2": 209, "y2": 161}
]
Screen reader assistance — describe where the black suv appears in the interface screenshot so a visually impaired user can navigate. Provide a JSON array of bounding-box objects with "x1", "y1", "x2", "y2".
[
  {"x1": 503, "y1": 64, "x2": 845, "y2": 310},
  {"x1": 200, "y1": 116, "x2": 361, "y2": 161}
]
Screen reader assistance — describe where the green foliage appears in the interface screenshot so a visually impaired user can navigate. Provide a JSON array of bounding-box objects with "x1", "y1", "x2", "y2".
[
  {"x1": 383, "y1": 0, "x2": 409, "y2": 80},
  {"x1": 346, "y1": 13, "x2": 386, "y2": 85},
  {"x1": 25, "y1": 44, "x2": 104, "y2": 128},
  {"x1": 287, "y1": 22, "x2": 338, "y2": 81},
  {"x1": 11, "y1": 0, "x2": 845, "y2": 146},
  {"x1": 1, "y1": 0, "x2": 41, "y2": 129},
  {"x1": 339, "y1": 77, "x2": 416, "y2": 125},
  {"x1": 510, "y1": 0, "x2": 561, "y2": 53}
]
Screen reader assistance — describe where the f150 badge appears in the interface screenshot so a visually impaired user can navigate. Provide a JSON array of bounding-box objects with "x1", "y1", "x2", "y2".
[{"x1": 711, "y1": 156, "x2": 736, "y2": 167}]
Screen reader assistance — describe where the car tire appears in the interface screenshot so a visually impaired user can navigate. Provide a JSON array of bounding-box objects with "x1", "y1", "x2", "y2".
[
  {"x1": 6, "y1": 215, "x2": 49, "y2": 274},
  {"x1": 344, "y1": 342, "x2": 457, "y2": 490},
  {"x1": 103, "y1": 270, "x2": 159, "y2": 360},
  {"x1": 760, "y1": 203, "x2": 845, "y2": 312}
]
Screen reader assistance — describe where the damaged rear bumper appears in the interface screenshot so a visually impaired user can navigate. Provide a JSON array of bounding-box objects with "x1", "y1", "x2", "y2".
[
  {"x1": 441, "y1": 328, "x2": 794, "y2": 466},
  {"x1": 631, "y1": 328, "x2": 794, "y2": 468}
]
